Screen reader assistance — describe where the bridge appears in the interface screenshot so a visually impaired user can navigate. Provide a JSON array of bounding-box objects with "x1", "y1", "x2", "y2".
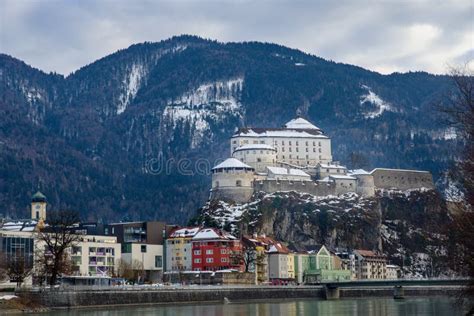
[{"x1": 319, "y1": 278, "x2": 471, "y2": 300}]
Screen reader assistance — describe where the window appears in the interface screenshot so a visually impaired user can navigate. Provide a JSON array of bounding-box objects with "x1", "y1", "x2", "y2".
[
  {"x1": 313, "y1": 148, "x2": 316, "y2": 152},
  {"x1": 257, "y1": 158, "x2": 261, "y2": 162},
  {"x1": 194, "y1": 258, "x2": 201, "y2": 263},
  {"x1": 296, "y1": 141, "x2": 299, "y2": 146},
  {"x1": 221, "y1": 258, "x2": 228, "y2": 263},
  {"x1": 155, "y1": 255, "x2": 163, "y2": 268},
  {"x1": 206, "y1": 249, "x2": 214, "y2": 255},
  {"x1": 306, "y1": 148, "x2": 308, "y2": 152},
  {"x1": 282, "y1": 141, "x2": 285, "y2": 145},
  {"x1": 220, "y1": 249, "x2": 227, "y2": 254},
  {"x1": 319, "y1": 148, "x2": 322, "y2": 153},
  {"x1": 232, "y1": 140, "x2": 236, "y2": 144},
  {"x1": 121, "y1": 244, "x2": 132, "y2": 253},
  {"x1": 141, "y1": 245, "x2": 147, "y2": 253},
  {"x1": 319, "y1": 142, "x2": 321, "y2": 146},
  {"x1": 236, "y1": 180, "x2": 242, "y2": 187},
  {"x1": 289, "y1": 141, "x2": 292, "y2": 145},
  {"x1": 206, "y1": 258, "x2": 214, "y2": 263},
  {"x1": 215, "y1": 181, "x2": 219, "y2": 187},
  {"x1": 194, "y1": 250, "x2": 201, "y2": 255},
  {"x1": 305, "y1": 141, "x2": 308, "y2": 146}
]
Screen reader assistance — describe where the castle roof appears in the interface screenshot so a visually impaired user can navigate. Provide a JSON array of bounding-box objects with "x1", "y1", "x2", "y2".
[
  {"x1": 370, "y1": 168, "x2": 431, "y2": 174},
  {"x1": 232, "y1": 117, "x2": 327, "y2": 138},
  {"x1": 212, "y1": 158, "x2": 254, "y2": 171},
  {"x1": 284, "y1": 117, "x2": 320, "y2": 130},
  {"x1": 233, "y1": 144, "x2": 276, "y2": 153},
  {"x1": 267, "y1": 166, "x2": 311, "y2": 178},
  {"x1": 31, "y1": 191, "x2": 47, "y2": 203}
]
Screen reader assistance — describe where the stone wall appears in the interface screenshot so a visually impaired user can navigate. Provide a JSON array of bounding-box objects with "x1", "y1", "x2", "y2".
[
  {"x1": 163, "y1": 272, "x2": 255, "y2": 285},
  {"x1": 254, "y1": 179, "x2": 336, "y2": 197},
  {"x1": 210, "y1": 187, "x2": 254, "y2": 203},
  {"x1": 371, "y1": 169, "x2": 434, "y2": 191},
  {"x1": 18, "y1": 287, "x2": 324, "y2": 308}
]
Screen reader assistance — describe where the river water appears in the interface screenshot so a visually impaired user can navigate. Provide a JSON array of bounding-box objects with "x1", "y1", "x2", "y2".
[{"x1": 40, "y1": 297, "x2": 464, "y2": 316}]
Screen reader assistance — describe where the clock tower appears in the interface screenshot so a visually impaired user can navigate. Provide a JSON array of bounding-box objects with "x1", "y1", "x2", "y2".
[{"x1": 31, "y1": 191, "x2": 47, "y2": 221}]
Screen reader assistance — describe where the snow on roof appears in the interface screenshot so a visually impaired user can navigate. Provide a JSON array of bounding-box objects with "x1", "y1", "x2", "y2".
[
  {"x1": 370, "y1": 168, "x2": 431, "y2": 174},
  {"x1": 212, "y1": 158, "x2": 254, "y2": 170},
  {"x1": 318, "y1": 163, "x2": 347, "y2": 169},
  {"x1": 192, "y1": 228, "x2": 237, "y2": 241},
  {"x1": 233, "y1": 144, "x2": 276, "y2": 152},
  {"x1": 266, "y1": 167, "x2": 310, "y2": 177},
  {"x1": 329, "y1": 175, "x2": 357, "y2": 180},
  {"x1": 284, "y1": 117, "x2": 320, "y2": 130},
  {"x1": 349, "y1": 169, "x2": 370, "y2": 175},
  {"x1": 289, "y1": 169, "x2": 311, "y2": 177},
  {"x1": 169, "y1": 227, "x2": 200, "y2": 238},
  {"x1": 233, "y1": 129, "x2": 327, "y2": 139}
]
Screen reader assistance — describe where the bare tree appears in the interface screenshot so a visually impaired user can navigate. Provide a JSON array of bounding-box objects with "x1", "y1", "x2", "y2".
[
  {"x1": 116, "y1": 259, "x2": 145, "y2": 283},
  {"x1": 439, "y1": 65, "x2": 474, "y2": 312},
  {"x1": 5, "y1": 253, "x2": 33, "y2": 288},
  {"x1": 0, "y1": 250, "x2": 33, "y2": 287},
  {"x1": 35, "y1": 210, "x2": 82, "y2": 286}
]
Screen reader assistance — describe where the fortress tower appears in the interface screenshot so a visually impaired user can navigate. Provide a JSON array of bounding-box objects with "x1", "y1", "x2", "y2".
[{"x1": 210, "y1": 158, "x2": 255, "y2": 203}]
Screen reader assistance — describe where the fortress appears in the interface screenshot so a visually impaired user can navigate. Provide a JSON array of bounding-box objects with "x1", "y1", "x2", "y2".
[{"x1": 210, "y1": 117, "x2": 434, "y2": 203}]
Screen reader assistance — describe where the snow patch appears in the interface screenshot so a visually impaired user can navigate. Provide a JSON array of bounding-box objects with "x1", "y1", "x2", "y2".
[
  {"x1": 163, "y1": 78, "x2": 244, "y2": 148},
  {"x1": 117, "y1": 63, "x2": 147, "y2": 114},
  {"x1": 360, "y1": 85, "x2": 394, "y2": 119}
]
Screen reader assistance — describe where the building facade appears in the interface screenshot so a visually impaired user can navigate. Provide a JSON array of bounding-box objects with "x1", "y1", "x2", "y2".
[
  {"x1": 191, "y1": 228, "x2": 242, "y2": 272},
  {"x1": 70, "y1": 235, "x2": 121, "y2": 277},
  {"x1": 353, "y1": 249, "x2": 388, "y2": 279},
  {"x1": 165, "y1": 227, "x2": 200, "y2": 271}
]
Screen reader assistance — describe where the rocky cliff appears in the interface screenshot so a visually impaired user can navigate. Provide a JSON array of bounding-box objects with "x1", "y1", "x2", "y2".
[{"x1": 194, "y1": 189, "x2": 456, "y2": 277}]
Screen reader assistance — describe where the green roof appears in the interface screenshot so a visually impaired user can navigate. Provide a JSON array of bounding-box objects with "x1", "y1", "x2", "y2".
[{"x1": 32, "y1": 191, "x2": 47, "y2": 202}]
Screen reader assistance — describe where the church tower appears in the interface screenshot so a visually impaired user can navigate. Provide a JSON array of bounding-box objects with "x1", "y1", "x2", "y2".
[{"x1": 31, "y1": 191, "x2": 47, "y2": 221}]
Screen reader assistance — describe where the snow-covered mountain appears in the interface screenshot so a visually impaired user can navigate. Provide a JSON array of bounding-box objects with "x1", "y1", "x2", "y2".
[{"x1": 0, "y1": 35, "x2": 461, "y2": 223}]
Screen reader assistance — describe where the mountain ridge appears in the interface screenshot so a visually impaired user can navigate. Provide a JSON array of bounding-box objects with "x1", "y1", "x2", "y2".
[{"x1": 0, "y1": 35, "x2": 460, "y2": 223}]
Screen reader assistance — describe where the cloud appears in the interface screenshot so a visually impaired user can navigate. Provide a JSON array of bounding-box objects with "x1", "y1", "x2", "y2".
[{"x1": 0, "y1": 0, "x2": 472, "y2": 75}]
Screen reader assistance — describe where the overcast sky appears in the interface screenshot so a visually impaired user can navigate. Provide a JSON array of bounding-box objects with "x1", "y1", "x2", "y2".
[{"x1": 0, "y1": 0, "x2": 472, "y2": 75}]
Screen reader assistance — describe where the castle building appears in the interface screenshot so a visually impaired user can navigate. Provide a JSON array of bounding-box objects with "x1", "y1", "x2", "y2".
[
  {"x1": 211, "y1": 117, "x2": 435, "y2": 203},
  {"x1": 231, "y1": 117, "x2": 332, "y2": 166}
]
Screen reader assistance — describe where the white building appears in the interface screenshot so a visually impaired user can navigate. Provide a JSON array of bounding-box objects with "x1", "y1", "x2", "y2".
[
  {"x1": 386, "y1": 264, "x2": 400, "y2": 279},
  {"x1": 232, "y1": 144, "x2": 277, "y2": 172},
  {"x1": 70, "y1": 235, "x2": 121, "y2": 277},
  {"x1": 231, "y1": 117, "x2": 332, "y2": 166},
  {"x1": 121, "y1": 243, "x2": 163, "y2": 282},
  {"x1": 165, "y1": 227, "x2": 200, "y2": 271}
]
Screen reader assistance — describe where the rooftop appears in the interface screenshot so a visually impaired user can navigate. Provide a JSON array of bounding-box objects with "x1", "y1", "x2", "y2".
[
  {"x1": 169, "y1": 227, "x2": 200, "y2": 238},
  {"x1": 233, "y1": 144, "x2": 276, "y2": 152},
  {"x1": 267, "y1": 166, "x2": 311, "y2": 177},
  {"x1": 370, "y1": 168, "x2": 431, "y2": 174},
  {"x1": 212, "y1": 158, "x2": 254, "y2": 170},
  {"x1": 284, "y1": 117, "x2": 321, "y2": 130}
]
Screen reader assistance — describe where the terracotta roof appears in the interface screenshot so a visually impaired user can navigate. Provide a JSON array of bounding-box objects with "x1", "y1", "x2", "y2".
[{"x1": 355, "y1": 249, "x2": 386, "y2": 258}]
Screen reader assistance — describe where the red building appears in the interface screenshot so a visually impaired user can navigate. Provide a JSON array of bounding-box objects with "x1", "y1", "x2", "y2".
[{"x1": 191, "y1": 228, "x2": 243, "y2": 271}]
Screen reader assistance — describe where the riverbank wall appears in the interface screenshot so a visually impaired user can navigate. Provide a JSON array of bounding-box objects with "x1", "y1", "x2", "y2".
[{"x1": 17, "y1": 286, "x2": 462, "y2": 309}]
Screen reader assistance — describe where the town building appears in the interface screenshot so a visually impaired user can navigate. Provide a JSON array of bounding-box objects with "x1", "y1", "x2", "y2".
[
  {"x1": 386, "y1": 264, "x2": 400, "y2": 279},
  {"x1": 267, "y1": 242, "x2": 294, "y2": 285},
  {"x1": 353, "y1": 249, "x2": 388, "y2": 279},
  {"x1": 105, "y1": 221, "x2": 168, "y2": 282},
  {"x1": 242, "y1": 235, "x2": 273, "y2": 284},
  {"x1": 191, "y1": 228, "x2": 242, "y2": 272},
  {"x1": 70, "y1": 235, "x2": 121, "y2": 277},
  {"x1": 165, "y1": 227, "x2": 200, "y2": 271},
  {"x1": 293, "y1": 245, "x2": 351, "y2": 284}
]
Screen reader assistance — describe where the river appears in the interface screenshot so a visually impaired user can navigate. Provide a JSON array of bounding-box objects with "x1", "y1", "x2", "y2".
[{"x1": 39, "y1": 296, "x2": 464, "y2": 315}]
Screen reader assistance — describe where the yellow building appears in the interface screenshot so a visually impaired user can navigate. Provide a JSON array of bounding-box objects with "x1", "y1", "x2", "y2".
[{"x1": 165, "y1": 227, "x2": 200, "y2": 271}]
